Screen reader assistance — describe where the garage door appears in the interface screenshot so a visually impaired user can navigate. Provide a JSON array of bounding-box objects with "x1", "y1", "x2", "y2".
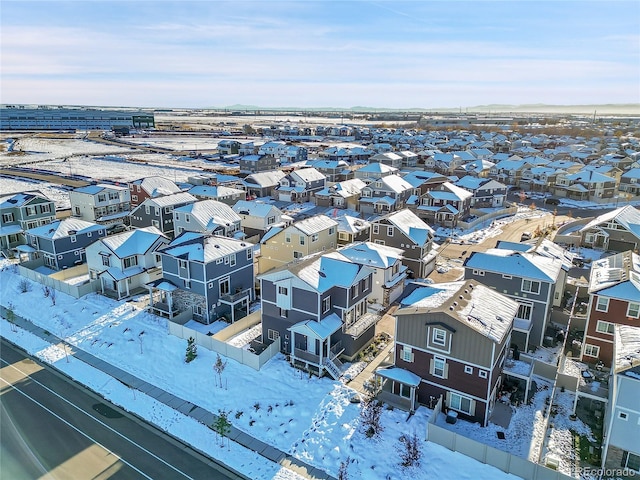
[{"x1": 608, "y1": 239, "x2": 636, "y2": 252}]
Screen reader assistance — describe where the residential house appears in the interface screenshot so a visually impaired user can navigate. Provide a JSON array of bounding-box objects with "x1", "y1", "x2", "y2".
[
  {"x1": 173, "y1": 200, "x2": 242, "y2": 238},
  {"x1": 601, "y1": 325, "x2": 640, "y2": 473},
  {"x1": 307, "y1": 160, "x2": 352, "y2": 182},
  {"x1": 187, "y1": 184, "x2": 245, "y2": 205},
  {"x1": 128, "y1": 177, "x2": 181, "y2": 208},
  {"x1": 0, "y1": 190, "x2": 56, "y2": 252},
  {"x1": 619, "y1": 168, "x2": 640, "y2": 196},
  {"x1": 369, "y1": 209, "x2": 437, "y2": 279},
  {"x1": 519, "y1": 166, "x2": 561, "y2": 193},
  {"x1": 148, "y1": 232, "x2": 254, "y2": 324},
  {"x1": 554, "y1": 170, "x2": 616, "y2": 201},
  {"x1": 69, "y1": 183, "x2": 131, "y2": 228},
  {"x1": 336, "y1": 241, "x2": 407, "y2": 306},
  {"x1": 232, "y1": 200, "x2": 286, "y2": 239},
  {"x1": 313, "y1": 178, "x2": 366, "y2": 210},
  {"x1": 359, "y1": 175, "x2": 414, "y2": 215},
  {"x1": 258, "y1": 215, "x2": 338, "y2": 274},
  {"x1": 453, "y1": 158, "x2": 495, "y2": 178},
  {"x1": 454, "y1": 177, "x2": 507, "y2": 208},
  {"x1": 402, "y1": 171, "x2": 449, "y2": 197},
  {"x1": 335, "y1": 215, "x2": 371, "y2": 246},
  {"x1": 259, "y1": 251, "x2": 378, "y2": 377},
  {"x1": 217, "y1": 139, "x2": 241, "y2": 155},
  {"x1": 242, "y1": 170, "x2": 286, "y2": 199},
  {"x1": 579, "y1": 206, "x2": 640, "y2": 253},
  {"x1": 489, "y1": 159, "x2": 533, "y2": 186},
  {"x1": 581, "y1": 251, "x2": 640, "y2": 367},
  {"x1": 239, "y1": 154, "x2": 279, "y2": 174},
  {"x1": 85, "y1": 226, "x2": 169, "y2": 300},
  {"x1": 129, "y1": 192, "x2": 196, "y2": 238},
  {"x1": 415, "y1": 182, "x2": 472, "y2": 226},
  {"x1": 397, "y1": 151, "x2": 419, "y2": 168},
  {"x1": 353, "y1": 162, "x2": 399, "y2": 183},
  {"x1": 25, "y1": 218, "x2": 106, "y2": 269},
  {"x1": 463, "y1": 242, "x2": 568, "y2": 351},
  {"x1": 275, "y1": 167, "x2": 326, "y2": 203},
  {"x1": 382, "y1": 281, "x2": 518, "y2": 423}
]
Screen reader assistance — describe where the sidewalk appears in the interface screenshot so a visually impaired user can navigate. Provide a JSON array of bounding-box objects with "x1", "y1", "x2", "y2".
[{"x1": 2, "y1": 309, "x2": 336, "y2": 480}]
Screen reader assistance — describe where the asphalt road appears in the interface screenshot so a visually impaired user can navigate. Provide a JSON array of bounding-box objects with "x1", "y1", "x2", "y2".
[{"x1": 0, "y1": 339, "x2": 241, "y2": 480}]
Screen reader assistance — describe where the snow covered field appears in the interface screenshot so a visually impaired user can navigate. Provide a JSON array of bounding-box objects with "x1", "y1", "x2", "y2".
[{"x1": 0, "y1": 262, "x2": 520, "y2": 480}]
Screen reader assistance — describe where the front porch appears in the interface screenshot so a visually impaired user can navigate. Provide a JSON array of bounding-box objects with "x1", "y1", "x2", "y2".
[
  {"x1": 374, "y1": 366, "x2": 421, "y2": 413},
  {"x1": 288, "y1": 314, "x2": 345, "y2": 380}
]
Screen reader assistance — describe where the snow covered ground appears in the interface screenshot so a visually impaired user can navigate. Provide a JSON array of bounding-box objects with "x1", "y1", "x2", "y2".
[{"x1": 0, "y1": 262, "x2": 520, "y2": 480}]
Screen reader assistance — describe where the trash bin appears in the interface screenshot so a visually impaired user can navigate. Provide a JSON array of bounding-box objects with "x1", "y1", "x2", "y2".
[{"x1": 445, "y1": 410, "x2": 458, "y2": 424}]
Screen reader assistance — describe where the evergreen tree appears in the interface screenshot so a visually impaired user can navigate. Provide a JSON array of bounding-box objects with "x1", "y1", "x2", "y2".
[
  {"x1": 211, "y1": 409, "x2": 231, "y2": 448},
  {"x1": 185, "y1": 336, "x2": 197, "y2": 363}
]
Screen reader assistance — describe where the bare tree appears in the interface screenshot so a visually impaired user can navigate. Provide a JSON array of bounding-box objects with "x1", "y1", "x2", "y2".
[
  {"x1": 213, "y1": 353, "x2": 228, "y2": 388},
  {"x1": 398, "y1": 433, "x2": 422, "y2": 468},
  {"x1": 359, "y1": 397, "x2": 384, "y2": 438}
]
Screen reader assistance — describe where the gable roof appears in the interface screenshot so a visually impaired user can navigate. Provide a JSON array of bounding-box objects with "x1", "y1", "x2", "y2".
[
  {"x1": 0, "y1": 191, "x2": 51, "y2": 209},
  {"x1": 243, "y1": 170, "x2": 286, "y2": 187},
  {"x1": 464, "y1": 248, "x2": 564, "y2": 282},
  {"x1": 232, "y1": 200, "x2": 280, "y2": 217},
  {"x1": 290, "y1": 167, "x2": 325, "y2": 183},
  {"x1": 131, "y1": 176, "x2": 181, "y2": 196},
  {"x1": 142, "y1": 192, "x2": 196, "y2": 208},
  {"x1": 588, "y1": 251, "x2": 640, "y2": 303},
  {"x1": 383, "y1": 209, "x2": 434, "y2": 244},
  {"x1": 293, "y1": 254, "x2": 373, "y2": 293},
  {"x1": 580, "y1": 205, "x2": 640, "y2": 239},
  {"x1": 334, "y1": 241, "x2": 403, "y2": 269},
  {"x1": 292, "y1": 215, "x2": 338, "y2": 235},
  {"x1": 27, "y1": 218, "x2": 103, "y2": 239},
  {"x1": 161, "y1": 232, "x2": 252, "y2": 263},
  {"x1": 101, "y1": 226, "x2": 167, "y2": 258},
  {"x1": 174, "y1": 200, "x2": 241, "y2": 230}
]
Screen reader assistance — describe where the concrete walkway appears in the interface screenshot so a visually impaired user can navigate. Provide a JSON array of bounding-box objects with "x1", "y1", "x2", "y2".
[
  {"x1": 347, "y1": 341, "x2": 394, "y2": 395},
  {"x1": 1, "y1": 309, "x2": 336, "y2": 480}
]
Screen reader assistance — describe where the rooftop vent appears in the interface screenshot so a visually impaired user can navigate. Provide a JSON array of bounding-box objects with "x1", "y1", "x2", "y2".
[
  {"x1": 214, "y1": 244, "x2": 220, "y2": 248},
  {"x1": 453, "y1": 302, "x2": 458, "y2": 307},
  {"x1": 459, "y1": 295, "x2": 463, "y2": 299}
]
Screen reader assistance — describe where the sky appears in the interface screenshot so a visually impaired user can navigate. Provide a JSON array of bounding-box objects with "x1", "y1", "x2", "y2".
[{"x1": 1, "y1": 0, "x2": 639, "y2": 109}]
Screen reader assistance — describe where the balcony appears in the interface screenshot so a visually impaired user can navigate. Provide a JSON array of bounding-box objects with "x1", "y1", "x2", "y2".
[
  {"x1": 345, "y1": 312, "x2": 380, "y2": 338},
  {"x1": 293, "y1": 348, "x2": 320, "y2": 365},
  {"x1": 219, "y1": 288, "x2": 251, "y2": 305}
]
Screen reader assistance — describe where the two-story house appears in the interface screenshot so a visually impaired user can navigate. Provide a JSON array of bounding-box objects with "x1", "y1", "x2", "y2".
[
  {"x1": 258, "y1": 214, "x2": 338, "y2": 274},
  {"x1": 383, "y1": 280, "x2": 518, "y2": 424},
  {"x1": 579, "y1": 205, "x2": 640, "y2": 253},
  {"x1": 0, "y1": 190, "x2": 56, "y2": 253},
  {"x1": 463, "y1": 243, "x2": 567, "y2": 351},
  {"x1": 314, "y1": 178, "x2": 366, "y2": 210},
  {"x1": 415, "y1": 182, "x2": 472, "y2": 227},
  {"x1": 85, "y1": 226, "x2": 169, "y2": 300},
  {"x1": 259, "y1": 251, "x2": 378, "y2": 377},
  {"x1": 581, "y1": 251, "x2": 640, "y2": 367},
  {"x1": 368, "y1": 152, "x2": 403, "y2": 169},
  {"x1": 232, "y1": 200, "x2": 286, "y2": 239},
  {"x1": 129, "y1": 192, "x2": 196, "y2": 238},
  {"x1": 187, "y1": 184, "x2": 245, "y2": 206},
  {"x1": 619, "y1": 168, "x2": 640, "y2": 196},
  {"x1": 25, "y1": 218, "x2": 107, "y2": 269},
  {"x1": 128, "y1": 176, "x2": 181, "y2": 208},
  {"x1": 369, "y1": 209, "x2": 437, "y2": 279},
  {"x1": 69, "y1": 183, "x2": 131, "y2": 229},
  {"x1": 275, "y1": 167, "x2": 326, "y2": 203},
  {"x1": 307, "y1": 160, "x2": 352, "y2": 182},
  {"x1": 601, "y1": 325, "x2": 640, "y2": 473},
  {"x1": 358, "y1": 175, "x2": 414, "y2": 215},
  {"x1": 148, "y1": 232, "x2": 255, "y2": 324},
  {"x1": 519, "y1": 166, "x2": 561, "y2": 193},
  {"x1": 173, "y1": 200, "x2": 242, "y2": 238},
  {"x1": 353, "y1": 162, "x2": 399, "y2": 183},
  {"x1": 554, "y1": 169, "x2": 616, "y2": 201},
  {"x1": 242, "y1": 170, "x2": 286, "y2": 199},
  {"x1": 335, "y1": 215, "x2": 371, "y2": 246},
  {"x1": 454, "y1": 177, "x2": 507, "y2": 208},
  {"x1": 239, "y1": 154, "x2": 280, "y2": 174},
  {"x1": 489, "y1": 159, "x2": 532, "y2": 186}
]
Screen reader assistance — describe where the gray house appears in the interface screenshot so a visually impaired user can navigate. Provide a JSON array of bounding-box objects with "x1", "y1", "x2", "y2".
[
  {"x1": 69, "y1": 183, "x2": 131, "y2": 228},
  {"x1": 173, "y1": 200, "x2": 242, "y2": 238},
  {"x1": 0, "y1": 190, "x2": 56, "y2": 253},
  {"x1": 259, "y1": 251, "x2": 378, "y2": 378},
  {"x1": 242, "y1": 170, "x2": 286, "y2": 199},
  {"x1": 579, "y1": 205, "x2": 640, "y2": 253},
  {"x1": 463, "y1": 243, "x2": 566, "y2": 350},
  {"x1": 149, "y1": 232, "x2": 255, "y2": 324},
  {"x1": 25, "y1": 218, "x2": 107, "y2": 270},
  {"x1": 129, "y1": 192, "x2": 196, "y2": 238}
]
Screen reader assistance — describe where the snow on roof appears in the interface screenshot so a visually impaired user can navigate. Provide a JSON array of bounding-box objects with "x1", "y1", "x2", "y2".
[
  {"x1": 580, "y1": 205, "x2": 640, "y2": 238},
  {"x1": 134, "y1": 176, "x2": 181, "y2": 196},
  {"x1": 175, "y1": 200, "x2": 240, "y2": 231},
  {"x1": 27, "y1": 218, "x2": 103, "y2": 239},
  {"x1": 385, "y1": 209, "x2": 434, "y2": 244},
  {"x1": 398, "y1": 281, "x2": 518, "y2": 343},
  {"x1": 162, "y1": 232, "x2": 253, "y2": 263},
  {"x1": 0, "y1": 191, "x2": 50, "y2": 209},
  {"x1": 465, "y1": 249, "x2": 563, "y2": 282},
  {"x1": 243, "y1": 170, "x2": 286, "y2": 187},
  {"x1": 294, "y1": 254, "x2": 372, "y2": 293},
  {"x1": 614, "y1": 325, "x2": 640, "y2": 374},
  {"x1": 188, "y1": 185, "x2": 244, "y2": 198},
  {"x1": 332, "y1": 178, "x2": 367, "y2": 196},
  {"x1": 260, "y1": 226, "x2": 283, "y2": 244},
  {"x1": 291, "y1": 167, "x2": 325, "y2": 183},
  {"x1": 335, "y1": 241, "x2": 403, "y2": 269},
  {"x1": 288, "y1": 314, "x2": 343, "y2": 341},
  {"x1": 0, "y1": 224, "x2": 23, "y2": 236},
  {"x1": 375, "y1": 367, "x2": 421, "y2": 386},
  {"x1": 232, "y1": 200, "x2": 278, "y2": 217},
  {"x1": 566, "y1": 170, "x2": 614, "y2": 184},
  {"x1": 335, "y1": 215, "x2": 370, "y2": 234},
  {"x1": 455, "y1": 176, "x2": 485, "y2": 190},
  {"x1": 378, "y1": 175, "x2": 413, "y2": 193},
  {"x1": 357, "y1": 162, "x2": 398, "y2": 174},
  {"x1": 293, "y1": 215, "x2": 338, "y2": 235},
  {"x1": 145, "y1": 192, "x2": 196, "y2": 208},
  {"x1": 101, "y1": 226, "x2": 166, "y2": 258},
  {"x1": 589, "y1": 251, "x2": 640, "y2": 302}
]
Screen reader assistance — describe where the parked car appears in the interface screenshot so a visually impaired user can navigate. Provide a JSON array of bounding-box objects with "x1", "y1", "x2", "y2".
[
  {"x1": 520, "y1": 231, "x2": 532, "y2": 241},
  {"x1": 544, "y1": 198, "x2": 560, "y2": 205}
]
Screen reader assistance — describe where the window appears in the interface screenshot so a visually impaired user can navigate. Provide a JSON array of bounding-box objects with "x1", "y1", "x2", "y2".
[
  {"x1": 502, "y1": 274, "x2": 512, "y2": 279},
  {"x1": 278, "y1": 286, "x2": 288, "y2": 296},
  {"x1": 216, "y1": 258, "x2": 223, "y2": 264},
  {"x1": 516, "y1": 302, "x2": 533, "y2": 320},
  {"x1": 247, "y1": 249, "x2": 253, "y2": 260},
  {"x1": 219, "y1": 277, "x2": 230, "y2": 295},
  {"x1": 464, "y1": 365, "x2": 473, "y2": 374},
  {"x1": 279, "y1": 308, "x2": 288, "y2": 318},
  {"x1": 267, "y1": 216, "x2": 275, "y2": 225},
  {"x1": 97, "y1": 194, "x2": 106, "y2": 202},
  {"x1": 285, "y1": 232, "x2": 291, "y2": 243},
  {"x1": 387, "y1": 226, "x2": 394, "y2": 236},
  {"x1": 185, "y1": 214, "x2": 190, "y2": 223},
  {"x1": 268, "y1": 329, "x2": 280, "y2": 341},
  {"x1": 178, "y1": 259, "x2": 188, "y2": 270},
  {"x1": 584, "y1": 344, "x2": 600, "y2": 357},
  {"x1": 230, "y1": 253, "x2": 236, "y2": 267},
  {"x1": 479, "y1": 370, "x2": 488, "y2": 379},
  {"x1": 626, "y1": 452, "x2": 640, "y2": 472},
  {"x1": 2, "y1": 213, "x2": 14, "y2": 223},
  {"x1": 433, "y1": 357, "x2": 445, "y2": 378},
  {"x1": 521, "y1": 279, "x2": 540, "y2": 294},
  {"x1": 627, "y1": 302, "x2": 640, "y2": 318},
  {"x1": 311, "y1": 233, "x2": 319, "y2": 242},
  {"x1": 596, "y1": 320, "x2": 615, "y2": 335},
  {"x1": 432, "y1": 328, "x2": 446, "y2": 346},
  {"x1": 618, "y1": 411, "x2": 628, "y2": 421},
  {"x1": 293, "y1": 251, "x2": 303, "y2": 259},
  {"x1": 449, "y1": 393, "x2": 473, "y2": 414},
  {"x1": 322, "y1": 296, "x2": 331, "y2": 313},
  {"x1": 351, "y1": 283, "x2": 359, "y2": 298},
  {"x1": 401, "y1": 346, "x2": 413, "y2": 363},
  {"x1": 208, "y1": 282, "x2": 213, "y2": 289},
  {"x1": 596, "y1": 296, "x2": 609, "y2": 312},
  {"x1": 400, "y1": 384, "x2": 411, "y2": 398},
  {"x1": 299, "y1": 235, "x2": 305, "y2": 245},
  {"x1": 70, "y1": 235, "x2": 77, "y2": 243},
  {"x1": 328, "y1": 226, "x2": 335, "y2": 235},
  {"x1": 472, "y1": 269, "x2": 485, "y2": 276},
  {"x1": 101, "y1": 255, "x2": 110, "y2": 267},
  {"x1": 373, "y1": 224, "x2": 379, "y2": 234}
]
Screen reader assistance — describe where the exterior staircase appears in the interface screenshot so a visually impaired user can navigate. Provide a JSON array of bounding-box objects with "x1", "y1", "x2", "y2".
[{"x1": 323, "y1": 356, "x2": 343, "y2": 380}]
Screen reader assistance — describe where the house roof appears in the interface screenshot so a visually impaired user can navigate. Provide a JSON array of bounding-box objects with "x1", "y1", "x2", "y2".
[
  {"x1": 464, "y1": 248, "x2": 564, "y2": 282},
  {"x1": 74, "y1": 183, "x2": 127, "y2": 195},
  {"x1": 580, "y1": 205, "x2": 640, "y2": 239},
  {"x1": 566, "y1": 170, "x2": 614, "y2": 184},
  {"x1": 290, "y1": 167, "x2": 325, "y2": 183},
  {"x1": 357, "y1": 162, "x2": 398, "y2": 174},
  {"x1": 335, "y1": 215, "x2": 371, "y2": 234},
  {"x1": 0, "y1": 191, "x2": 50, "y2": 209},
  {"x1": 384, "y1": 209, "x2": 434, "y2": 244},
  {"x1": 144, "y1": 192, "x2": 196, "y2": 208},
  {"x1": 187, "y1": 185, "x2": 244, "y2": 198},
  {"x1": 495, "y1": 238, "x2": 575, "y2": 271},
  {"x1": 293, "y1": 215, "x2": 338, "y2": 235},
  {"x1": 375, "y1": 367, "x2": 421, "y2": 386},
  {"x1": 588, "y1": 251, "x2": 640, "y2": 302},
  {"x1": 232, "y1": 200, "x2": 279, "y2": 217},
  {"x1": 161, "y1": 232, "x2": 252, "y2": 263},
  {"x1": 614, "y1": 325, "x2": 640, "y2": 374},
  {"x1": 174, "y1": 200, "x2": 241, "y2": 231},
  {"x1": 243, "y1": 170, "x2": 286, "y2": 187},
  {"x1": 333, "y1": 241, "x2": 403, "y2": 269},
  {"x1": 397, "y1": 280, "x2": 518, "y2": 344},
  {"x1": 293, "y1": 254, "x2": 373, "y2": 293},
  {"x1": 288, "y1": 314, "x2": 343, "y2": 341},
  {"x1": 27, "y1": 218, "x2": 103, "y2": 239},
  {"x1": 101, "y1": 226, "x2": 167, "y2": 258},
  {"x1": 132, "y1": 176, "x2": 181, "y2": 196}
]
